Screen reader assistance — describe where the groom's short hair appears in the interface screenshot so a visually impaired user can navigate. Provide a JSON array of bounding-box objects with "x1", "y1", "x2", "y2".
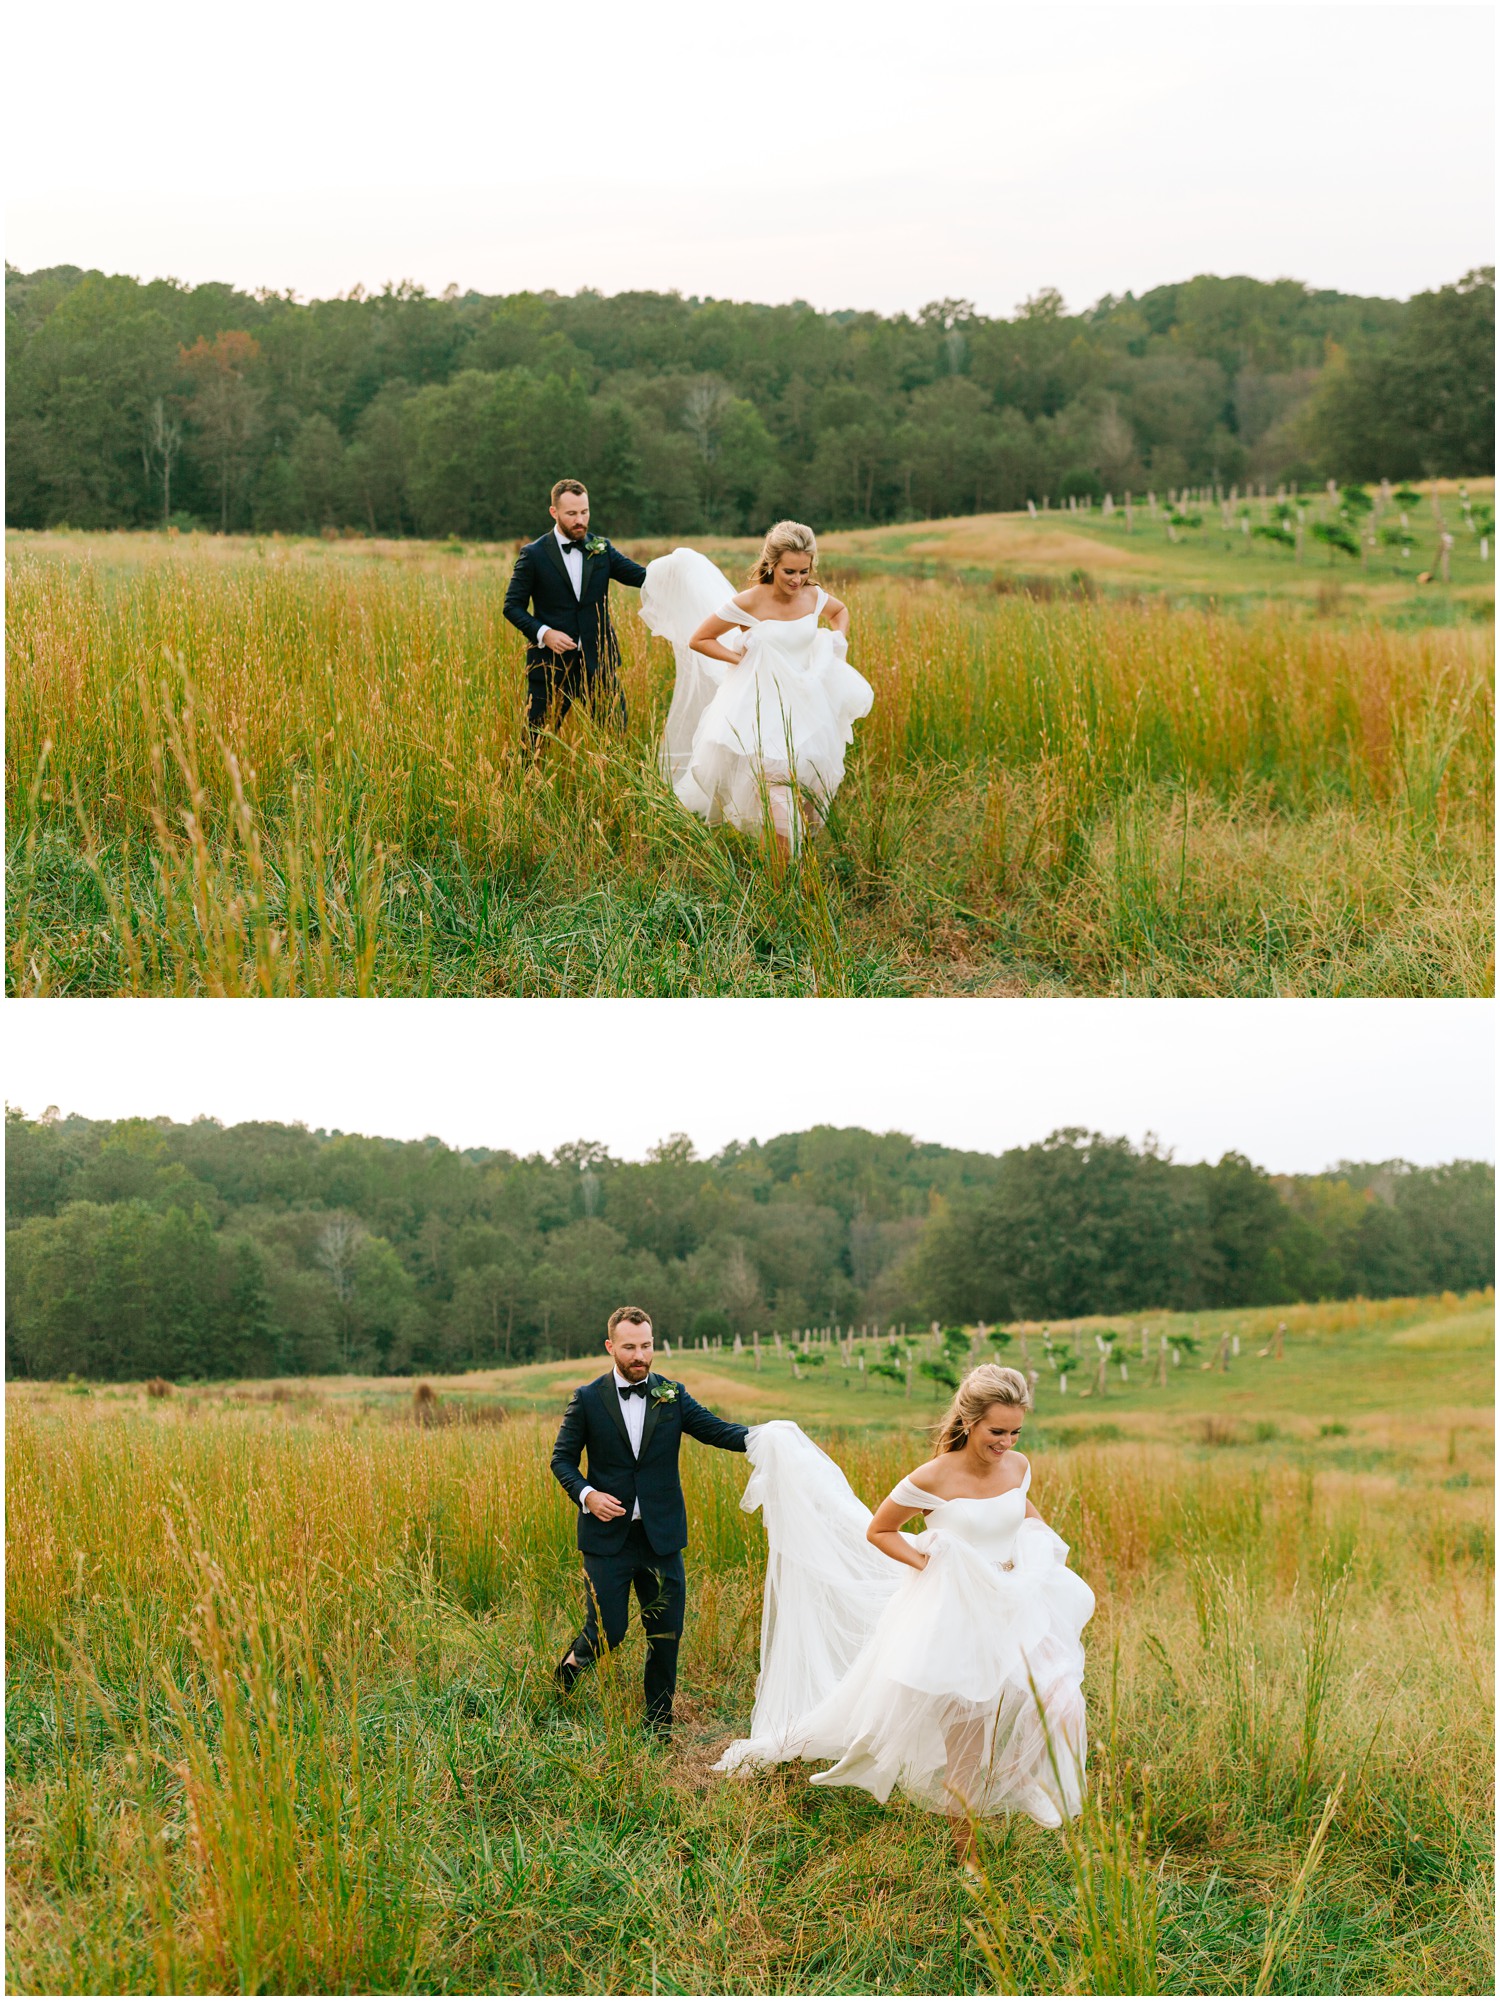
[
  {"x1": 551, "y1": 478, "x2": 588, "y2": 505},
  {"x1": 607, "y1": 1305, "x2": 651, "y2": 1338}
]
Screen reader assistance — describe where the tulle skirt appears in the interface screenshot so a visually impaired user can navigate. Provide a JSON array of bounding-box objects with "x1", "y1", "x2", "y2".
[
  {"x1": 714, "y1": 1422, "x2": 1094, "y2": 1824},
  {"x1": 638, "y1": 549, "x2": 873, "y2": 842},
  {"x1": 678, "y1": 630, "x2": 872, "y2": 835}
]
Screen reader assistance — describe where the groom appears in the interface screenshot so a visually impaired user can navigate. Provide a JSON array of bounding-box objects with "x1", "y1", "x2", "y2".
[
  {"x1": 503, "y1": 478, "x2": 648, "y2": 744},
  {"x1": 550, "y1": 1305, "x2": 747, "y2": 1738}
]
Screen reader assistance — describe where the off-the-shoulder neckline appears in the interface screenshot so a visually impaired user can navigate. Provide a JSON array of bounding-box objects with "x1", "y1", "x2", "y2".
[
  {"x1": 727, "y1": 587, "x2": 826, "y2": 624},
  {"x1": 899, "y1": 1453, "x2": 1030, "y2": 1503}
]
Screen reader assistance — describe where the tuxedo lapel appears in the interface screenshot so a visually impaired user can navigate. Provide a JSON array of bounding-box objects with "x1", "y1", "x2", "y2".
[
  {"x1": 595, "y1": 1374, "x2": 631, "y2": 1452},
  {"x1": 580, "y1": 543, "x2": 602, "y2": 598},
  {"x1": 639, "y1": 1374, "x2": 664, "y2": 1458},
  {"x1": 541, "y1": 530, "x2": 572, "y2": 594}
]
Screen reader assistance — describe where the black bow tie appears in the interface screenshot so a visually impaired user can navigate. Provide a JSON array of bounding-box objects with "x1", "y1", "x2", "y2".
[
  {"x1": 619, "y1": 1380, "x2": 649, "y2": 1399},
  {"x1": 563, "y1": 538, "x2": 588, "y2": 552}
]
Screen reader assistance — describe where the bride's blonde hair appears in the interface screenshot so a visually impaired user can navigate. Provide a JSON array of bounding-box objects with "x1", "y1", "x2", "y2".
[
  {"x1": 935, "y1": 1364, "x2": 1033, "y2": 1454},
  {"x1": 748, "y1": 519, "x2": 818, "y2": 585}
]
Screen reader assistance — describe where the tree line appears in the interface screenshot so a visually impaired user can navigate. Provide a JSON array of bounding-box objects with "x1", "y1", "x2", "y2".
[
  {"x1": 4, "y1": 1110, "x2": 1491, "y2": 1383},
  {"x1": 5, "y1": 264, "x2": 1492, "y2": 541}
]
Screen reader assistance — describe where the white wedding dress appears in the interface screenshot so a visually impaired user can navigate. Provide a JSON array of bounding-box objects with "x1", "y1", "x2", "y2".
[
  {"x1": 714, "y1": 1422, "x2": 1094, "y2": 1824},
  {"x1": 638, "y1": 548, "x2": 873, "y2": 845}
]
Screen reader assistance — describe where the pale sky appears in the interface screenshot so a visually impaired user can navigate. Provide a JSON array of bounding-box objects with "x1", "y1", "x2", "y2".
[
  {"x1": 5, "y1": 3, "x2": 1492, "y2": 316},
  {"x1": 4, "y1": 1000, "x2": 1492, "y2": 1173}
]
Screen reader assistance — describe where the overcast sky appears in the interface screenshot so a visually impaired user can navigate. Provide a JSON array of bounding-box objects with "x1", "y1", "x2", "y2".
[
  {"x1": 6, "y1": 3, "x2": 1492, "y2": 316},
  {"x1": 4, "y1": 1000, "x2": 1491, "y2": 1172}
]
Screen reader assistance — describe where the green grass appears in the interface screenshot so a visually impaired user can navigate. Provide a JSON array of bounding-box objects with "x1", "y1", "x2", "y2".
[
  {"x1": 809, "y1": 479, "x2": 1496, "y2": 627},
  {"x1": 6, "y1": 528, "x2": 1493, "y2": 997},
  {"x1": 227, "y1": 1291, "x2": 1494, "y2": 1436},
  {"x1": 7, "y1": 1293, "x2": 1492, "y2": 1993}
]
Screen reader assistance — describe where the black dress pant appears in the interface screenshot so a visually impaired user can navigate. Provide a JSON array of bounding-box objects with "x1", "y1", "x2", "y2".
[
  {"x1": 526, "y1": 654, "x2": 627, "y2": 740},
  {"x1": 567, "y1": 1522, "x2": 686, "y2": 1724}
]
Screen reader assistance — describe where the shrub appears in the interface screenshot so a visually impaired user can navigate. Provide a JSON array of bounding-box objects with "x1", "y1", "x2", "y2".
[{"x1": 1061, "y1": 468, "x2": 1105, "y2": 503}]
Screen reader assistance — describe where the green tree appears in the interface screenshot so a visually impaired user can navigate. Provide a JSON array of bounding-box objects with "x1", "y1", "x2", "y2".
[
  {"x1": 345, "y1": 381, "x2": 413, "y2": 533},
  {"x1": 691, "y1": 1308, "x2": 732, "y2": 1344},
  {"x1": 914, "y1": 1129, "x2": 1199, "y2": 1321},
  {"x1": 1198, "y1": 1152, "x2": 1295, "y2": 1306},
  {"x1": 5, "y1": 272, "x2": 181, "y2": 526},
  {"x1": 181, "y1": 329, "x2": 266, "y2": 532},
  {"x1": 1302, "y1": 269, "x2": 1495, "y2": 478},
  {"x1": 290, "y1": 412, "x2": 348, "y2": 528}
]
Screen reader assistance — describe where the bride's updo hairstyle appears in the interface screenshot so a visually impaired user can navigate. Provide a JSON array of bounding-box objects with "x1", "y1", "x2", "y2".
[
  {"x1": 935, "y1": 1363, "x2": 1033, "y2": 1454},
  {"x1": 749, "y1": 519, "x2": 818, "y2": 585}
]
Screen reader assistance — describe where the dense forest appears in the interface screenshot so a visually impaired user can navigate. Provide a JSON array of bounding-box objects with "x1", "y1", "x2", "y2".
[
  {"x1": 5, "y1": 1109, "x2": 1491, "y2": 1382},
  {"x1": 5, "y1": 263, "x2": 1493, "y2": 539}
]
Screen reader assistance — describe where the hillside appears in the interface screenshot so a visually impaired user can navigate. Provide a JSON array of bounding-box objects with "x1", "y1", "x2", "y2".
[{"x1": 6, "y1": 264, "x2": 1492, "y2": 539}]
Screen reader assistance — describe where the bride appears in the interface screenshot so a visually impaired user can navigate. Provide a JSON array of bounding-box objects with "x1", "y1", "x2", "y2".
[
  {"x1": 638, "y1": 522, "x2": 873, "y2": 856},
  {"x1": 714, "y1": 1365, "x2": 1095, "y2": 1862}
]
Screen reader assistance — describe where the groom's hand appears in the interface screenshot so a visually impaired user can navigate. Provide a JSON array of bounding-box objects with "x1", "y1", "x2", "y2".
[
  {"x1": 584, "y1": 1490, "x2": 626, "y2": 1520},
  {"x1": 541, "y1": 627, "x2": 578, "y2": 653}
]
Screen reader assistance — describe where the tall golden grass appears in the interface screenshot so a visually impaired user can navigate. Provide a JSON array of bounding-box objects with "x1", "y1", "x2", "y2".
[
  {"x1": 7, "y1": 1378, "x2": 1492, "y2": 1994},
  {"x1": 6, "y1": 541, "x2": 1493, "y2": 994}
]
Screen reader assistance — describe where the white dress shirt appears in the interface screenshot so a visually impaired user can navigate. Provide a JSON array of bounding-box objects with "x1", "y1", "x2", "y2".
[
  {"x1": 537, "y1": 524, "x2": 585, "y2": 652},
  {"x1": 579, "y1": 1367, "x2": 646, "y2": 1520}
]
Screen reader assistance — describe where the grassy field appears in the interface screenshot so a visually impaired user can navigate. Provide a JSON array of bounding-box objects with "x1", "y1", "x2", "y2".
[
  {"x1": 6, "y1": 516, "x2": 1493, "y2": 998},
  {"x1": 812, "y1": 478, "x2": 1496, "y2": 627},
  {"x1": 6, "y1": 1293, "x2": 1492, "y2": 1994}
]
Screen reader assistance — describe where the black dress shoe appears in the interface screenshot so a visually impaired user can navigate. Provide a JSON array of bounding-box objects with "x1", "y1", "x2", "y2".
[{"x1": 554, "y1": 1657, "x2": 582, "y2": 1692}]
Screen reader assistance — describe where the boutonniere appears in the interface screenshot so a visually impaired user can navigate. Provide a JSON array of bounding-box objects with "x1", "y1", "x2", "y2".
[
  {"x1": 583, "y1": 536, "x2": 608, "y2": 558},
  {"x1": 649, "y1": 1381, "x2": 679, "y2": 1406}
]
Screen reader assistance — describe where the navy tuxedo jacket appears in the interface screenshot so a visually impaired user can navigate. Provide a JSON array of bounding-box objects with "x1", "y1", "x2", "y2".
[
  {"x1": 550, "y1": 1372, "x2": 747, "y2": 1557},
  {"x1": 503, "y1": 532, "x2": 648, "y2": 674}
]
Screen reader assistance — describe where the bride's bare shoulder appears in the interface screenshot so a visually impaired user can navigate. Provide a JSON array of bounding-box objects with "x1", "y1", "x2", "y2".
[
  {"x1": 731, "y1": 586, "x2": 766, "y2": 610},
  {"x1": 902, "y1": 1455, "x2": 953, "y2": 1496}
]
